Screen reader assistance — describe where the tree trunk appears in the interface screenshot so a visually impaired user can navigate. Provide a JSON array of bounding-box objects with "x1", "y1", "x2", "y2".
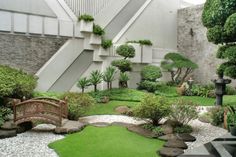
[
  {"x1": 109, "y1": 82, "x2": 112, "y2": 90},
  {"x1": 82, "y1": 88, "x2": 84, "y2": 93},
  {"x1": 94, "y1": 85, "x2": 97, "y2": 92},
  {"x1": 152, "y1": 119, "x2": 159, "y2": 126},
  {"x1": 107, "y1": 82, "x2": 109, "y2": 90}
]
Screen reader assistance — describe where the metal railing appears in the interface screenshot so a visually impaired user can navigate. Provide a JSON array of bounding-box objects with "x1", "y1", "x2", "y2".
[{"x1": 64, "y1": 0, "x2": 112, "y2": 17}]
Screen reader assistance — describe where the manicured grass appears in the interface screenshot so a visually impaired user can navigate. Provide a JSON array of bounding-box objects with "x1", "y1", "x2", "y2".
[
  {"x1": 224, "y1": 95, "x2": 236, "y2": 105},
  {"x1": 84, "y1": 101, "x2": 139, "y2": 116},
  {"x1": 49, "y1": 126, "x2": 164, "y2": 157},
  {"x1": 171, "y1": 96, "x2": 215, "y2": 106}
]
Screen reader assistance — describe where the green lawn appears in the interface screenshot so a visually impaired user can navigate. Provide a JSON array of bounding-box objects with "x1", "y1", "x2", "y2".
[
  {"x1": 49, "y1": 126, "x2": 164, "y2": 157},
  {"x1": 84, "y1": 101, "x2": 139, "y2": 116}
]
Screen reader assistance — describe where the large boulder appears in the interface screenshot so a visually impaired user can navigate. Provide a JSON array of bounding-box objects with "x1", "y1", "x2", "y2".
[
  {"x1": 176, "y1": 133, "x2": 196, "y2": 142},
  {"x1": 158, "y1": 147, "x2": 184, "y2": 157},
  {"x1": 159, "y1": 134, "x2": 178, "y2": 141},
  {"x1": 164, "y1": 139, "x2": 188, "y2": 149},
  {"x1": 1, "y1": 121, "x2": 17, "y2": 130},
  {"x1": 161, "y1": 124, "x2": 174, "y2": 135},
  {"x1": 0, "y1": 129, "x2": 17, "y2": 139},
  {"x1": 115, "y1": 106, "x2": 131, "y2": 114},
  {"x1": 127, "y1": 125, "x2": 157, "y2": 138}
]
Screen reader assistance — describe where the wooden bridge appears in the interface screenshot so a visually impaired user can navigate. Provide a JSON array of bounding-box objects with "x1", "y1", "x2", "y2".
[{"x1": 13, "y1": 97, "x2": 68, "y2": 127}]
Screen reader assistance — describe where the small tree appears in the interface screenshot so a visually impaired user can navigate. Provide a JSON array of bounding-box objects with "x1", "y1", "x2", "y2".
[
  {"x1": 103, "y1": 66, "x2": 116, "y2": 90},
  {"x1": 161, "y1": 53, "x2": 198, "y2": 85},
  {"x1": 77, "y1": 77, "x2": 91, "y2": 93},
  {"x1": 133, "y1": 95, "x2": 171, "y2": 126},
  {"x1": 141, "y1": 65, "x2": 162, "y2": 82},
  {"x1": 89, "y1": 70, "x2": 103, "y2": 92},
  {"x1": 112, "y1": 44, "x2": 135, "y2": 88},
  {"x1": 119, "y1": 72, "x2": 130, "y2": 88}
]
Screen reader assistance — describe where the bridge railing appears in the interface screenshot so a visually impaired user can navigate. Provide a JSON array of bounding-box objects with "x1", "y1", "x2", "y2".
[{"x1": 13, "y1": 98, "x2": 67, "y2": 126}]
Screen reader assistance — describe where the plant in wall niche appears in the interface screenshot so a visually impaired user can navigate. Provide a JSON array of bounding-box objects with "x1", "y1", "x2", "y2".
[
  {"x1": 202, "y1": 0, "x2": 236, "y2": 79},
  {"x1": 111, "y1": 44, "x2": 135, "y2": 88},
  {"x1": 77, "y1": 77, "x2": 91, "y2": 93},
  {"x1": 161, "y1": 53, "x2": 198, "y2": 85},
  {"x1": 101, "y1": 39, "x2": 113, "y2": 49},
  {"x1": 89, "y1": 70, "x2": 103, "y2": 92},
  {"x1": 127, "y1": 40, "x2": 153, "y2": 46},
  {"x1": 78, "y1": 14, "x2": 94, "y2": 22},
  {"x1": 103, "y1": 66, "x2": 116, "y2": 90},
  {"x1": 93, "y1": 24, "x2": 105, "y2": 36}
]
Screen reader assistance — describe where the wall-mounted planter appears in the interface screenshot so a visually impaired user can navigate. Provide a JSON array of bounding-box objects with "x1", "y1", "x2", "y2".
[
  {"x1": 90, "y1": 34, "x2": 102, "y2": 45},
  {"x1": 99, "y1": 47, "x2": 110, "y2": 56},
  {"x1": 141, "y1": 45, "x2": 152, "y2": 63},
  {"x1": 80, "y1": 20, "x2": 93, "y2": 33},
  {"x1": 128, "y1": 43, "x2": 142, "y2": 63}
]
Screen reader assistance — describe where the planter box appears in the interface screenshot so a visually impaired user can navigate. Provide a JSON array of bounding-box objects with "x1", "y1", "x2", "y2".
[
  {"x1": 90, "y1": 34, "x2": 102, "y2": 45},
  {"x1": 128, "y1": 43, "x2": 141, "y2": 63},
  {"x1": 141, "y1": 45, "x2": 152, "y2": 63},
  {"x1": 79, "y1": 20, "x2": 93, "y2": 33},
  {"x1": 99, "y1": 47, "x2": 110, "y2": 56}
]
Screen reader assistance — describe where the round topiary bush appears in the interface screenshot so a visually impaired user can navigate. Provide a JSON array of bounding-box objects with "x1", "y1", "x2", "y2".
[
  {"x1": 141, "y1": 65, "x2": 162, "y2": 82},
  {"x1": 111, "y1": 59, "x2": 132, "y2": 73},
  {"x1": 116, "y1": 44, "x2": 135, "y2": 59}
]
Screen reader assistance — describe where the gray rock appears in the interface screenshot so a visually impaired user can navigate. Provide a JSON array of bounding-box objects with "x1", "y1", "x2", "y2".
[
  {"x1": 55, "y1": 120, "x2": 86, "y2": 134},
  {"x1": 164, "y1": 139, "x2": 188, "y2": 149},
  {"x1": 127, "y1": 125, "x2": 157, "y2": 138},
  {"x1": 158, "y1": 147, "x2": 184, "y2": 157},
  {"x1": 161, "y1": 124, "x2": 174, "y2": 135},
  {"x1": 176, "y1": 133, "x2": 196, "y2": 142},
  {"x1": 115, "y1": 106, "x2": 131, "y2": 114},
  {"x1": 159, "y1": 134, "x2": 178, "y2": 141},
  {"x1": 1, "y1": 121, "x2": 17, "y2": 130},
  {"x1": 0, "y1": 129, "x2": 17, "y2": 139}
]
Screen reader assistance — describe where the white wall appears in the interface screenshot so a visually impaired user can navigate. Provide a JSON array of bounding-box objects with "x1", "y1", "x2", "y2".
[
  {"x1": 0, "y1": 0, "x2": 56, "y2": 17},
  {"x1": 117, "y1": 0, "x2": 181, "y2": 50}
]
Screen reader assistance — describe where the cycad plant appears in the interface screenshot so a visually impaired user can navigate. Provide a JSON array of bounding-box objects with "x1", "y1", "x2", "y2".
[
  {"x1": 119, "y1": 72, "x2": 130, "y2": 88},
  {"x1": 77, "y1": 77, "x2": 91, "y2": 93},
  {"x1": 103, "y1": 66, "x2": 116, "y2": 90},
  {"x1": 90, "y1": 70, "x2": 103, "y2": 92}
]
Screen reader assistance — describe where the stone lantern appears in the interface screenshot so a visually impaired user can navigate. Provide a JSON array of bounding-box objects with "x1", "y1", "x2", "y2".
[{"x1": 212, "y1": 74, "x2": 231, "y2": 106}]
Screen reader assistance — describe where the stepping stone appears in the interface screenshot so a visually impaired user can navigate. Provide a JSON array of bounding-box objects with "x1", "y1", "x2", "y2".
[
  {"x1": 32, "y1": 124, "x2": 56, "y2": 132},
  {"x1": 111, "y1": 122, "x2": 134, "y2": 128},
  {"x1": 176, "y1": 133, "x2": 196, "y2": 142},
  {"x1": 161, "y1": 124, "x2": 174, "y2": 135},
  {"x1": 164, "y1": 139, "x2": 188, "y2": 149},
  {"x1": 158, "y1": 147, "x2": 184, "y2": 157},
  {"x1": 55, "y1": 120, "x2": 86, "y2": 134},
  {"x1": 90, "y1": 122, "x2": 110, "y2": 127},
  {"x1": 159, "y1": 134, "x2": 178, "y2": 141},
  {"x1": 0, "y1": 129, "x2": 17, "y2": 139},
  {"x1": 127, "y1": 125, "x2": 157, "y2": 138}
]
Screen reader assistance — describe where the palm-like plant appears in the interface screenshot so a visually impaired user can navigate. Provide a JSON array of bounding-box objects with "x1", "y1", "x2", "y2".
[
  {"x1": 77, "y1": 77, "x2": 91, "y2": 93},
  {"x1": 90, "y1": 70, "x2": 103, "y2": 92},
  {"x1": 119, "y1": 72, "x2": 129, "y2": 88},
  {"x1": 103, "y1": 66, "x2": 116, "y2": 90}
]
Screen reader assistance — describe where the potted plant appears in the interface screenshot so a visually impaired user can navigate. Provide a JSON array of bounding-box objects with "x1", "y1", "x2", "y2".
[
  {"x1": 99, "y1": 39, "x2": 113, "y2": 56},
  {"x1": 78, "y1": 14, "x2": 94, "y2": 32},
  {"x1": 126, "y1": 41, "x2": 141, "y2": 63},
  {"x1": 139, "y1": 40, "x2": 153, "y2": 63},
  {"x1": 90, "y1": 24, "x2": 104, "y2": 45},
  {"x1": 227, "y1": 106, "x2": 236, "y2": 136}
]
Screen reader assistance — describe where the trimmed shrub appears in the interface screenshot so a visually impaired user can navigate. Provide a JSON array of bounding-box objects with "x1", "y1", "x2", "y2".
[
  {"x1": 116, "y1": 44, "x2": 135, "y2": 59},
  {"x1": 141, "y1": 65, "x2": 162, "y2": 82},
  {"x1": 174, "y1": 125, "x2": 193, "y2": 134},
  {"x1": 101, "y1": 39, "x2": 113, "y2": 49},
  {"x1": 138, "y1": 80, "x2": 159, "y2": 92},
  {"x1": 63, "y1": 92, "x2": 95, "y2": 120},
  {"x1": 210, "y1": 107, "x2": 225, "y2": 126},
  {"x1": 111, "y1": 59, "x2": 132, "y2": 73},
  {"x1": 0, "y1": 65, "x2": 37, "y2": 99},
  {"x1": 78, "y1": 14, "x2": 94, "y2": 22},
  {"x1": 93, "y1": 24, "x2": 105, "y2": 36},
  {"x1": 169, "y1": 99, "x2": 198, "y2": 125},
  {"x1": 33, "y1": 91, "x2": 63, "y2": 99},
  {"x1": 133, "y1": 95, "x2": 171, "y2": 126}
]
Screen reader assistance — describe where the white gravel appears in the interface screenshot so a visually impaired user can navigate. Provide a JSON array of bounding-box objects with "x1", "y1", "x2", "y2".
[
  {"x1": 186, "y1": 119, "x2": 228, "y2": 151},
  {"x1": 79, "y1": 115, "x2": 147, "y2": 125},
  {"x1": 0, "y1": 131, "x2": 64, "y2": 157}
]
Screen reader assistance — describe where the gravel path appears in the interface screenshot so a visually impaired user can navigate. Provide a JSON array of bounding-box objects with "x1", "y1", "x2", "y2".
[
  {"x1": 79, "y1": 115, "x2": 147, "y2": 125},
  {"x1": 186, "y1": 119, "x2": 228, "y2": 151},
  {"x1": 0, "y1": 131, "x2": 64, "y2": 157}
]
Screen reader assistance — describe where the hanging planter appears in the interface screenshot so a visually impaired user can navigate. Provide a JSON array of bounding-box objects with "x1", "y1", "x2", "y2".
[
  {"x1": 90, "y1": 34, "x2": 102, "y2": 45},
  {"x1": 78, "y1": 14, "x2": 94, "y2": 33}
]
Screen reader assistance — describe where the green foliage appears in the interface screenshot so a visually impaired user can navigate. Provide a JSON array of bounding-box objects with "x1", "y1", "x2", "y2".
[
  {"x1": 0, "y1": 107, "x2": 12, "y2": 127},
  {"x1": 133, "y1": 95, "x2": 171, "y2": 126},
  {"x1": 138, "y1": 80, "x2": 159, "y2": 92},
  {"x1": 78, "y1": 14, "x2": 94, "y2": 22},
  {"x1": 226, "y1": 85, "x2": 236, "y2": 95},
  {"x1": 142, "y1": 124, "x2": 164, "y2": 136},
  {"x1": 225, "y1": 13, "x2": 236, "y2": 37},
  {"x1": 111, "y1": 59, "x2": 132, "y2": 73},
  {"x1": 62, "y1": 92, "x2": 95, "y2": 120},
  {"x1": 103, "y1": 66, "x2": 116, "y2": 90},
  {"x1": 93, "y1": 24, "x2": 105, "y2": 36},
  {"x1": 101, "y1": 39, "x2": 113, "y2": 49},
  {"x1": 126, "y1": 40, "x2": 153, "y2": 46},
  {"x1": 190, "y1": 84, "x2": 215, "y2": 98},
  {"x1": 119, "y1": 72, "x2": 130, "y2": 88},
  {"x1": 77, "y1": 77, "x2": 91, "y2": 93},
  {"x1": 174, "y1": 125, "x2": 193, "y2": 134},
  {"x1": 33, "y1": 91, "x2": 63, "y2": 99},
  {"x1": 161, "y1": 53, "x2": 198, "y2": 84},
  {"x1": 169, "y1": 99, "x2": 198, "y2": 125},
  {"x1": 0, "y1": 65, "x2": 37, "y2": 98},
  {"x1": 207, "y1": 25, "x2": 224, "y2": 44},
  {"x1": 116, "y1": 44, "x2": 135, "y2": 59},
  {"x1": 141, "y1": 65, "x2": 162, "y2": 82},
  {"x1": 90, "y1": 70, "x2": 103, "y2": 92},
  {"x1": 210, "y1": 107, "x2": 225, "y2": 126}
]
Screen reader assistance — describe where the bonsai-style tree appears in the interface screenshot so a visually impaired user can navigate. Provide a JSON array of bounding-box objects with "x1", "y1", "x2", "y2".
[
  {"x1": 141, "y1": 65, "x2": 162, "y2": 82},
  {"x1": 89, "y1": 70, "x2": 103, "y2": 92},
  {"x1": 112, "y1": 44, "x2": 135, "y2": 88},
  {"x1": 103, "y1": 66, "x2": 116, "y2": 90},
  {"x1": 161, "y1": 53, "x2": 198, "y2": 85},
  {"x1": 77, "y1": 77, "x2": 91, "y2": 93},
  {"x1": 202, "y1": 0, "x2": 236, "y2": 79}
]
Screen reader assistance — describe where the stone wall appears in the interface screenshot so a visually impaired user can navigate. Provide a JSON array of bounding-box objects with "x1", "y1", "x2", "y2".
[{"x1": 0, "y1": 33, "x2": 67, "y2": 74}]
